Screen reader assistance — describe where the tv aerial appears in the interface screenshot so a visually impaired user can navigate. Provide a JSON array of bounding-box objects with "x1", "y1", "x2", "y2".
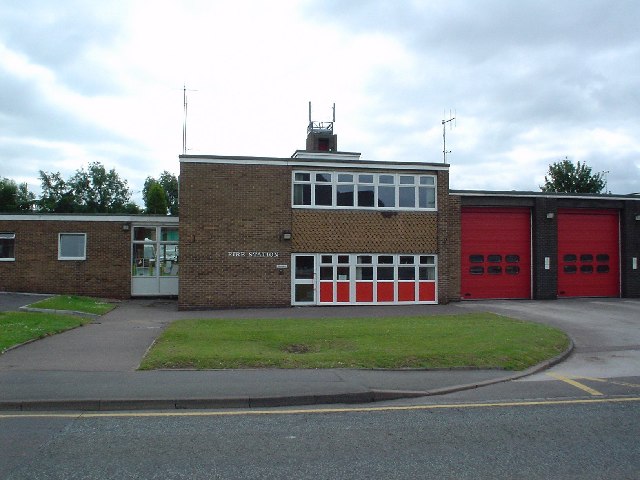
[{"x1": 442, "y1": 109, "x2": 456, "y2": 163}]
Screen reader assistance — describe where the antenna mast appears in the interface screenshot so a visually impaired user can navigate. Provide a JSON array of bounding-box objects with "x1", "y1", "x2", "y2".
[
  {"x1": 442, "y1": 109, "x2": 456, "y2": 163},
  {"x1": 182, "y1": 84, "x2": 198, "y2": 154}
]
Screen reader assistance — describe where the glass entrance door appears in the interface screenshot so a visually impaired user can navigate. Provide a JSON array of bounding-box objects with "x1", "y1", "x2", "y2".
[
  {"x1": 131, "y1": 226, "x2": 179, "y2": 296},
  {"x1": 292, "y1": 255, "x2": 315, "y2": 304}
]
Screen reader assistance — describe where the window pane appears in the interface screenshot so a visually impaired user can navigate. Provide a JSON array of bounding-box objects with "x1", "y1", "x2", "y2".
[
  {"x1": 358, "y1": 174, "x2": 374, "y2": 184},
  {"x1": 357, "y1": 255, "x2": 372, "y2": 264},
  {"x1": 0, "y1": 233, "x2": 15, "y2": 259},
  {"x1": 357, "y1": 185, "x2": 375, "y2": 207},
  {"x1": 580, "y1": 265, "x2": 594, "y2": 273},
  {"x1": 133, "y1": 244, "x2": 155, "y2": 276},
  {"x1": 487, "y1": 266, "x2": 502, "y2": 274},
  {"x1": 338, "y1": 255, "x2": 349, "y2": 264},
  {"x1": 377, "y1": 186, "x2": 395, "y2": 208},
  {"x1": 420, "y1": 176, "x2": 435, "y2": 185},
  {"x1": 336, "y1": 185, "x2": 354, "y2": 206},
  {"x1": 399, "y1": 255, "x2": 414, "y2": 264},
  {"x1": 295, "y1": 284, "x2": 314, "y2": 302},
  {"x1": 315, "y1": 184, "x2": 332, "y2": 206},
  {"x1": 597, "y1": 265, "x2": 610, "y2": 273},
  {"x1": 563, "y1": 254, "x2": 577, "y2": 262},
  {"x1": 315, "y1": 173, "x2": 332, "y2": 182},
  {"x1": 399, "y1": 186, "x2": 415, "y2": 207},
  {"x1": 320, "y1": 266, "x2": 333, "y2": 280},
  {"x1": 159, "y1": 245, "x2": 179, "y2": 276},
  {"x1": 295, "y1": 256, "x2": 314, "y2": 279},
  {"x1": 321, "y1": 255, "x2": 333, "y2": 264},
  {"x1": 378, "y1": 255, "x2": 393, "y2": 264},
  {"x1": 377, "y1": 266, "x2": 394, "y2": 280},
  {"x1": 337, "y1": 173, "x2": 353, "y2": 182},
  {"x1": 470, "y1": 266, "x2": 484, "y2": 275},
  {"x1": 506, "y1": 265, "x2": 520, "y2": 275},
  {"x1": 134, "y1": 227, "x2": 155, "y2": 242},
  {"x1": 398, "y1": 266, "x2": 415, "y2": 280},
  {"x1": 59, "y1": 234, "x2": 86, "y2": 259},
  {"x1": 294, "y1": 172, "x2": 310, "y2": 181},
  {"x1": 487, "y1": 255, "x2": 502, "y2": 263},
  {"x1": 293, "y1": 184, "x2": 311, "y2": 205},
  {"x1": 506, "y1": 255, "x2": 520, "y2": 263},
  {"x1": 419, "y1": 266, "x2": 436, "y2": 280},
  {"x1": 580, "y1": 254, "x2": 593, "y2": 262},
  {"x1": 470, "y1": 255, "x2": 484, "y2": 263},
  {"x1": 356, "y1": 267, "x2": 373, "y2": 281},
  {"x1": 420, "y1": 255, "x2": 435, "y2": 265},
  {"x1": 337, "y1": 266, "x2": 350, "y2": 280},
  {"x1": 379, "y1": 174, "x2": 394, "y2": 184},
  {"x1": 418, "y1": 187, "x2": 435, "y2": 209},
  {"x1": 596, "y1": 254, "x2": 610, "y2": 262},
  {"x1": 161, "y1": 227, "x2": 179, "y2": 242},
  {"x1": 399, "y1": 175, "x2": 414, "y2": 185},
  {"x1": 563, "y1": 265, "x2": 577, "y2": 273}
]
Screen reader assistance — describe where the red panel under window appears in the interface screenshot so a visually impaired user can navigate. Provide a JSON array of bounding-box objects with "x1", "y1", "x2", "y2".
[
  {"x1": 419, "y1": 282, "x2": 436, "y2": 301},
  {"x1": 319, "y1": 282, "x2": 333, "y2": 303},
  {"x1": 398, "y1": 282, "x2": 415, "y2": 301},
  {"x1": 336, "y1": 282, "x2": 350, "y2": 302},
  {"x1": 377, "y1": 282, "x2": 394, "y2": 302},
  {"x1": 355, "y1": 282, "x2": 373, "y2": 302}
]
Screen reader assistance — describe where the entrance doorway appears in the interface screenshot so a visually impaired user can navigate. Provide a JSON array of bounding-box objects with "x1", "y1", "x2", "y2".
[{"x1": 131, "y1": 225, "x2": 179, "y2": 296}]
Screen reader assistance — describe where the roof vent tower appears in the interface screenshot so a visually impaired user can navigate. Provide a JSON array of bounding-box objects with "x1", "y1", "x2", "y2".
[{"x1": 306, "y1": 101, "x2": 337, "y2": 152}]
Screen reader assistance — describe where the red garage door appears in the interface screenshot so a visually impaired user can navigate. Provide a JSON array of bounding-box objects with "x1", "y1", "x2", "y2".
[
  {"x1": 557, "y1": 209, "x2": 619, "y2": 297},
  {"x1": 461, "y1": 207, "x2": 531, "y2": 299}
]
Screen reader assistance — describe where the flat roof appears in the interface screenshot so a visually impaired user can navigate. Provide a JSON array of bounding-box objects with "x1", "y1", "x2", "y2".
[
  {"x1": 0, "y1": 214, "x2": 179, "y2": 223},
  {"x1": 180, "y1": 153, "x2": 449, "y2": 171},
  {"x1": 451, "y1": 189, "x2": 640, "y2": 201}
]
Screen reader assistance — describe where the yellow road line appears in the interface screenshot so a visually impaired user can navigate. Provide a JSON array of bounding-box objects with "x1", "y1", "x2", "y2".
[
  {"x1": 2, "y1": 396, "x2": 639, "y2": 419},
  {"x1": 577, "y1": 377, "x2": 640, "y2": 388},
  {"x1": 546, "y1": 373, "x2": 604, "y2": 396}
]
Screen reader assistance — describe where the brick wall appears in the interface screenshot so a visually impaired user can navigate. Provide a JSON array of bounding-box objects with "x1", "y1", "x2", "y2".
[
  {"x1": 179, "y1": 162, "x2": 292, "y2": 309},
  {"x1": 533, "y1": 197, "x2": 558, "y2": 299},
  {"x1": 438, "y1": 177, "x2": 460, "y2": 303},
  {"x1": 621, "y1": 200, "x2": 640, "y2": 297},
  {"x1": 0, "y1": 220, "x2": 131, "y2": 298}
]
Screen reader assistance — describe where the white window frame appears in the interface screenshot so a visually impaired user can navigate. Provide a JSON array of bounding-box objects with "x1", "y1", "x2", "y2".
[
  {"x1": 0, "y1": 233, "x2": 15, "y2": 261},
  {"x1": 58, "y1": 233, "x2": 87, "y2": 261},
  {"x1": 292, "y1": 170, "x2": 437, "y2": 211}
]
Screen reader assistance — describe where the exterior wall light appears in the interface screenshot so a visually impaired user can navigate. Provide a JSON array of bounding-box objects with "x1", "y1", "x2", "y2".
[
  {"x1": 635, "y1": 214, "x2": 640, "y2": 221},
  {"x1": 546, "y1": 213, "x2": 555, "y2": 219},
  {"x1": 281, "y1": 230, "x2": 292, "y2": 241},
  {"x1": 122, "y1": 224, "x2": 130, "y2": 231}
]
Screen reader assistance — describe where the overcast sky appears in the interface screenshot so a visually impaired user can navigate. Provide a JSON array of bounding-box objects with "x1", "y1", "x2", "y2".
[{"x1": 1, "y1": 0, "x2": 639, "y2": 204}]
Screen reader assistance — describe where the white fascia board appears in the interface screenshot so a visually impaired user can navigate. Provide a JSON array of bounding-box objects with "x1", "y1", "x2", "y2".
[
  {"x1": 0, "y1": 215, "x2": 179, "y2": 223},
  {"x1": 180, "y1": 155, "x2": 450, "y2": 172},
  {"x1": 451, "y1": 191, "x2": 636, "y2": 201}
]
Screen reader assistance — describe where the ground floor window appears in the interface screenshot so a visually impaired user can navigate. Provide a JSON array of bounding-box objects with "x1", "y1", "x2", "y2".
[
  {"x1": 292, "y1": 253, "x2": 437, "y2": 305},
  {"x1": 131, "y1": 225, "x2": 179, "y2": 296},
  {"x1": 0, "y1": 233, "x2": 15, "y2": 261},
  {"x1": 58, "y1": 233, "x2": 86, "y2": 260}
]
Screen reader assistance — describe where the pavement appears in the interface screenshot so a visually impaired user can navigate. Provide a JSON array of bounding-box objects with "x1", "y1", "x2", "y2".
[{"x1": 7, "y1": 292, "x2": 630, "y2": 412}]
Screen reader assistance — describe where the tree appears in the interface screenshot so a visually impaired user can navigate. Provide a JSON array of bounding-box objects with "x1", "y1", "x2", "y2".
[
  {"x1": 143, "y1": 171, "x2": 179, "y2": 215},
  {"x1": 39, "y1": 162, "x2": 138, "y2": 213},
  {"x1": 0, "y1": 177, "x2": 36, "y2": 212},
  {"x1": 540, "y1": 157, "x2": 606, "y2": 194},
  {"x1": 145, "y1": 181, "x2": 168, "y2": 214}
]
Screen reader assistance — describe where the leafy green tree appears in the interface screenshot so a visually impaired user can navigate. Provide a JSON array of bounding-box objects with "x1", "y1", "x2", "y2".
[
  {"x1": 145, "y1": 181, "x2": 168, "y2": 214},
  {"x1": 540, "y1": 157, "x2": 606, "y2": 194},
  {"x1": 143, "y1": 171, "x2": 179, "y2": 215},
  {"x1": 39, "y1": 162, "x2": 138, "y2": 213},
  {"x1": 0, "y1": 177, "x2": 36, "y2": 212}
]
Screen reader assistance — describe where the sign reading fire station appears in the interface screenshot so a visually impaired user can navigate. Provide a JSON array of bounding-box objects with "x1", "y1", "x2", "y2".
[{"x1": 228, "y1": 251, "x2": 280, "y2": 258}]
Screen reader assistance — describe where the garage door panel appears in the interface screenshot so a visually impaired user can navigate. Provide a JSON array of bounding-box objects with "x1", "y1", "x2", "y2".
[
  {"x1": 558, "y1": 209, "x2": 619, "y2": 297},
  {"x1": 461, "y1": 207, "x2": 531, "y2": 299}
]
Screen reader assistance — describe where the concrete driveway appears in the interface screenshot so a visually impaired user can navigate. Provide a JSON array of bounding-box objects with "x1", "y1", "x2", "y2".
[{"x1": 457, "y1": 298, "x2": 640, "y2": 380}]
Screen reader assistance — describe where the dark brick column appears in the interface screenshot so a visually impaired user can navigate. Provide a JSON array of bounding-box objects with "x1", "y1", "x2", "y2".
[
  {"x1": 621, "y1": 200, "x2": 640, "y2": 298},
  {"x1": 532, "y1": 197, "x2": 558, "y2": 299}
]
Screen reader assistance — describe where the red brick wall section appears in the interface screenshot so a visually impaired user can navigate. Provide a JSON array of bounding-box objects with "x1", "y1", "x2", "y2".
[
  {"x1": 179, "y1": 163, "x2": 293, "y2": 309},
  {"x1": 0, "y1": 220, "x2": 131, "y2": 299}
]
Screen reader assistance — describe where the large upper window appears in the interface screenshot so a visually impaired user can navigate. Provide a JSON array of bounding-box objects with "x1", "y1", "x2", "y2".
[
  {"x1": 293, "y1": 171, "x2": 436, "y2": 211},
  {"x1": 0, "y1": 233, "x2": 15, "y2": 261},
  {"x1": 58, "y1": 233, "x2": 86, "y2": 260}
]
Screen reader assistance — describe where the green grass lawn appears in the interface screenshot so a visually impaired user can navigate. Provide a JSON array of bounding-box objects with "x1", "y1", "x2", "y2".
[
  {"x1": 0, "y1": 311, "x2": 92, "y2": 353},
  {"x1": 28, "y1": 295, "x2": 115, "y2": 315},
  {"x1": 140, "y1": 313, "x2": 569, "y2": 371}
]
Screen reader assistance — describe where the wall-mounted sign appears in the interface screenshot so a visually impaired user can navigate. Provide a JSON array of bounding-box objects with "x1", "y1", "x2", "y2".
[{"x1": 228, "y1": 251, "x2": 281, "y2": 258}]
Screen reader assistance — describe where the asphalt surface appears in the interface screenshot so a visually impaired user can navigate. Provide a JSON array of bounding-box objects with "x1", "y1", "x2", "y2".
[{"x1": 3, "y1": 293, "x2": 638, "y2": 411}]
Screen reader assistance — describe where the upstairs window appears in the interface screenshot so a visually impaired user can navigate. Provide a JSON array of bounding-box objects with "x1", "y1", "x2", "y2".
[
  {"x1": 292, "y1": 171, "x2": 437, "y2": 211},
  {"x1": 0, "y1": 233, "x2": 15, "y2": 261}
]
